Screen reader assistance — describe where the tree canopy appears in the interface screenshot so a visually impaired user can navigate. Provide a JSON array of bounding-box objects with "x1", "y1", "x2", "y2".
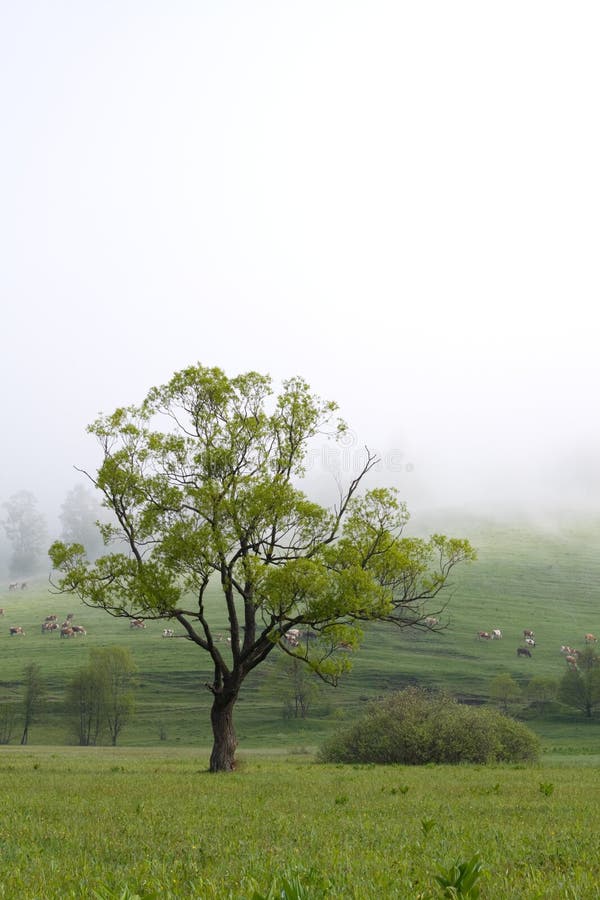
[{"x1": 49, "y1": 364, "x2": 475, "y2": 771}]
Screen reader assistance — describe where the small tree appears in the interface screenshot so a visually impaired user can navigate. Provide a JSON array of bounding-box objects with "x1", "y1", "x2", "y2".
[
  {"x1": 65, "y1": 665, "x2": 106, "y2": 746},
  {"x1": 91, "y1": 647, "x2": 137, "y2": 746},
  {"x1": 2, "y1": 491, "x2": 47, "y2": 577},
  {"x1": 49, "y1": 364, "x2": 475, "y2": 771},
  {"x1": 20, "y1": 663, "x2": 46, "y2": 745},
  {"x1": 489, "y1": 673, "x2": 522, "y2": 712},
  {"x1": 559, "y1": 648, "x2": 600, "y2": 718},
  {"x1": 266, "y1": 654, "x2": 322, "y2": 719},
  {"x1": 526, "y1": 676, "x2": 557, "y2": 715}
]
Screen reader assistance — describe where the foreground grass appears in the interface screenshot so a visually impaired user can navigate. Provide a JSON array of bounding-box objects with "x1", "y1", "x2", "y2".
[{"x1": 0, "y1": 748, "x2": 599, "y2": 898}]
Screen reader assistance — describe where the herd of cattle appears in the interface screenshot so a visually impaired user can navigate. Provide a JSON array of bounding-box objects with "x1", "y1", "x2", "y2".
[
  {"x1": 4, "y1": 612, "x2": 87, "y2": 638},
  {"x1": 3, "y1": 582, "x2": 598, "y2": 666},
  {"x1": 476, "y1": 626, "x2": 597, "y2": 666},
  {"x1": 1, "y1": 605, "x2": 181, "y2": 640}
]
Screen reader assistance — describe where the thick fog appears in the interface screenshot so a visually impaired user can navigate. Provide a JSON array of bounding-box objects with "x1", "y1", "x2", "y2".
[{"x1": 2, "y1": 2, "x2": 599, "y2": 547}]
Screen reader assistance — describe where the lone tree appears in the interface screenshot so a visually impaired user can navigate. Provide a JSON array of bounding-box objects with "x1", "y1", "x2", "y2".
[
  {"x1": 65, "y1": 647, "x2": 136, "y2": 746},
  {"x1": 49, "y1": 364, "x2": 475, "y2": 771},
  {"x1": 559, "y1": 647, "x2": 600, "y2": 719}
]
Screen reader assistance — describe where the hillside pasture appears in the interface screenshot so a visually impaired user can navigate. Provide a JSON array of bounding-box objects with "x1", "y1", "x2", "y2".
[{"x1": 1, "y1": 516, "x2": 600, "y2": 750}]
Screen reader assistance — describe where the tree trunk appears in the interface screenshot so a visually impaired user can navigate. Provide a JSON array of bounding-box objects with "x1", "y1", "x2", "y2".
[{"x1": 209, "y1": 691, "x2": 238, "y2": 772}]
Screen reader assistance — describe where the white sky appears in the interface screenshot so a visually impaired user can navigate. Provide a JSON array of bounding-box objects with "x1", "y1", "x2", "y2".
[{"x1": 1, "y1": 1, "x2": 599, "y2": 525}]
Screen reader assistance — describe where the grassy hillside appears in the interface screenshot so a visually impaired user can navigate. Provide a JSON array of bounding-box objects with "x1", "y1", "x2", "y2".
[{"x1": 1, "y1": 513, "x2": 600, "y2": 749}]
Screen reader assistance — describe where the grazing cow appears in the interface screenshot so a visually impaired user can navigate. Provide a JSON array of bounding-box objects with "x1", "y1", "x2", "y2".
[
  {"x1": 71, "y1": 625, "x2": 87, "y2": 635},
  {"x1": 41, "y1": 621, "x2": 58, "y2": 633},
  {"x1": 299, "y1": 629, "x2": 318, "y2": 641},
  {"x1": 491, "y1": 629, "x2": 502, "y2": 640},
  {"x1": 585, "y1": 633, "x2": 597, "y2": 644},
  {"x1": 9, "y1": 626, "x2": 25, "y2": 636},
  {"x1": 565, "y1": 655, "x2": 578, "y2": 669},
  {"x1": 8, "y1": 582, "x2": 18, "y2": 591},
  {"x1": 561, "y1": 645, "x2": 575, "y2": 655},
  {"x1": 130, "y1": 619, "x2": 146, "y2": 629},
  {"x1": 517, "y1": 647, "x2": 532, "y2": 658},
  {"x1": 60, "y1": 627, "x2": 74, "y2": 638},
  {"x1": 523, "y1": 629, "x2": 534, "y2": 639},
  {"x1": 20, "y1": 582, "x2": 27, "y2": 590},
  {"x1": 162, "y1": 628, "x2": 175, "y2": 638},
  {"x1": 284, "y1": 628, "x2": 301, "y2": 647},
  {"x1": 477, "y1": 631, "x2": 491, "y2": 640},
  {"x1": 44, "y1": 615, "x2": 57, "y2": 623},
  {"x1": 525, "y1": 637, "x2": 536, "y2": 647}
]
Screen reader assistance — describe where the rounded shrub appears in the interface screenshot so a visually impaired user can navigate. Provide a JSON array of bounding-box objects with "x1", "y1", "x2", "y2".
[{"x1": 319, "y1": 687, "x2": 540, "y2": 764}]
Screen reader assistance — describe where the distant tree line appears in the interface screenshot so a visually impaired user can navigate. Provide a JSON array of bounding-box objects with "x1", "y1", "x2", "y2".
[
  {"x1": 488, "y1": 645, "x2": 600, "y2": 719},
  {"x1": 0, "y1": 647, "x2": 137, "y2": 746},
  {"x1": 0, "y1": 485, "x2": 108, "y2": 579}
]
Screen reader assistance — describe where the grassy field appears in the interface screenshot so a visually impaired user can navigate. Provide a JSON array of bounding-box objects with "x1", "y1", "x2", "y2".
[
  {"x1": 1, "y1": 512, "x2": 600, "y2": 752},
  {"x1": 0, "y1": 747, "x2": 599, "y2": 898}
]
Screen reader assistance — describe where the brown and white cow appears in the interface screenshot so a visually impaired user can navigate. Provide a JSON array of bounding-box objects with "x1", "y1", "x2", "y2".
[
  {"x1": 0, "y1": 608, "x2": 4, "y2": 616},
  {"x1": 523, "y1": 629, "x2": 535, "y2": 639},
  {"x1": 585, "y1": 633, "x2": 597, "y2": 644},
  {"x1": 71, "y1": 625, "x2": 87, "y2": 635},
  {"x1": 9, "y1": 626, "x2": 25, "y2": 636},
  {"x1": 477, "y1": 631, "x2": 491, "y2": 640},
  {"x1": 130, "y1": 619, "x2": 146, "y2": 629},
  {"x1": 60, "y1": 626, "x2": 74, "y2": 638}
]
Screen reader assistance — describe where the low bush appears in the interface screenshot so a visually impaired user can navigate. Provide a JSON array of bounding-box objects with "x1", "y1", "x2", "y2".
[{"x1": 319, "y1": 687, "x2": 540, "y2": 764}]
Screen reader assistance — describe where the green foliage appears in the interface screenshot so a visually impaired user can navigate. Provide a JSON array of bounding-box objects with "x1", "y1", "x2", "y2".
[
  {"x1": 263, "y1": 655, "x2": 322, "y2": 719},
  {"x1": 558, "y1": 647, "x2": 600, "y2": 718},
  {"x1": 319, "y1": 687, "x2": 540, "y2": 765},
  {"x1": 65, "y1": 647, "x2": 137, "y2": 746},
  {"x1": 250, "y1": 867, "x2": 331, "y2": 899},
  {"x1": 433, "y1": 854, "x2": 483, "y2": 898},
  {"x1": 526, "y1": 676, "x2": 558, "y2": 714},
  {"x1": 489, "y1": 673, "x2": 521, "y2": 711},
  {"x1": 92, "y1": 646, "x2": 137, "y2": 746}
]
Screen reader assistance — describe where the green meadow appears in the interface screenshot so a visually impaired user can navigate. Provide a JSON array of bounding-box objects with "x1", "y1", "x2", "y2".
[{"x1": 0, "y1": 749, "x2": 599, "y2": 898}]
